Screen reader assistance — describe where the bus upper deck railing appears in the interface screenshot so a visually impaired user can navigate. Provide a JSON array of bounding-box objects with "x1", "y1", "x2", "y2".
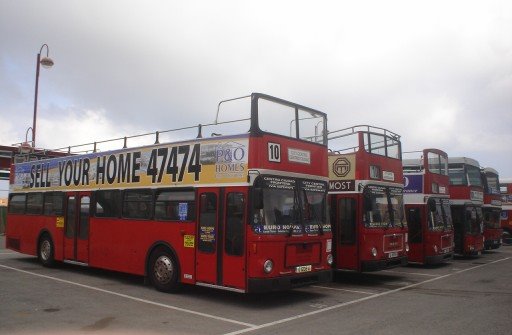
[
  {"x1": 12, "y1": 93, "x2": 328, "y2": 162},
  {"x1": 327, "y1": 125, "x2": 401, "y2": 156},
  {"x1": 327, "y1": 125, "x2": 401, "y2": 141},
  {"x1": 12, "y1": 117, "x2": 251, "y2": 162}
]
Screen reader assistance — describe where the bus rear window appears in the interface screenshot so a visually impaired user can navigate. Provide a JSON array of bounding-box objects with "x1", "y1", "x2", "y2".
[
  {"x1": 26, "y1": 193, "x2": 43, "y2": 214},
  {"x1": 8, "y1": 194, "x2": 26, "y2": 214}
]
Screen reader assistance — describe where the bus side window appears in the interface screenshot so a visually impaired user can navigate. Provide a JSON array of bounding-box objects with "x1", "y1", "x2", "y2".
[
  {"x1": 225, "y1": 193, "x2": 245, "y2": 256},
  {"x1": 95, "y1": 190, "x2": 121, "y2": 218},
  {"x1": 407, "y1": 207, "x2": 422, "y2": 243},
  {"x1": 8, "y1": 194, "x2": 26, "y2": 214},
  {"x1": 154, "y1": 189, "x2": 196, "y2": 221},
  {"x1": 44, "y1": 192, "x2": 64, "y2": 216},
  {"x1": 122, "y1": 189, "x2": 153, "y2": 220},
  {"x1": 26, "y1": 193, "x2": 43, "y2": 215}
]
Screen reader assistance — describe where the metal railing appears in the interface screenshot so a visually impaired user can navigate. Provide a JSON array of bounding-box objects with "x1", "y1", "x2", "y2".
[{"x1": 12, "y1": 117, "x2": 252, "y2": 161}]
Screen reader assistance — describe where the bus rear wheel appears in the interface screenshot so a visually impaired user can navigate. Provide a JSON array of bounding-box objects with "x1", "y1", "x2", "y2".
[
  {"x1": 38, "y1": 234, "x2": 55, "y2": 267},
  {"x1": 148, "y1": 247, "x2": 180, "y2": 292}
]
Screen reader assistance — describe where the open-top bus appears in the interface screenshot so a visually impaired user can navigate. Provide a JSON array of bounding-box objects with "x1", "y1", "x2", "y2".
[
  {"x1": 402, "y1": 149, "x2": 454, "y2": 264},
  {"x1": 448, "y1": 157, "x2": 484, "y2": 256},
  {"x1": 500, "y1": 178, "x2": 512, "y2": 240},
  {"x1": 6, "y1": 93, "x2": 333, "y2": 293},
  {"x1": 481, "y1": 167, "x2": 502, "y2": 250},
  {"x1": 327, "y1": 125, "x2": 408, "y2": 272}
]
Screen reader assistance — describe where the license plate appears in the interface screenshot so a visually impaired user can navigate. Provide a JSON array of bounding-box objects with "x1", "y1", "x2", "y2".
[
  {"x1": 388, "y1": 252, "x2": 398, "y2": 258},
  {"x1": 295, "y1": 265, "x2": 312, "y2": 273}
]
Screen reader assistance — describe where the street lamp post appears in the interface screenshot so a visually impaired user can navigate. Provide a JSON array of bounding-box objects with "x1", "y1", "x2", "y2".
[{"x1": 32, "y1": 44, "x2": 54, "y2": 148}]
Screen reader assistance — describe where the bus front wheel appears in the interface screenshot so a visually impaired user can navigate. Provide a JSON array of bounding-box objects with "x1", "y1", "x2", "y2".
[
  {"x1": 148, "y1": 247, "x2": 180, "y2": 292},
  {"x1": 38, "y1": 234, "x2": 55, "y2": 267}
]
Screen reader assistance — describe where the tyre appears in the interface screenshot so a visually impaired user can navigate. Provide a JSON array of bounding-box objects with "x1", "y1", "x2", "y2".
[
  {"x1": 148, "y1": 247, "x2": 180, "y2": 292},
  {"x1": 38, "y1": 234, "x2": 55, "y2": 267}
]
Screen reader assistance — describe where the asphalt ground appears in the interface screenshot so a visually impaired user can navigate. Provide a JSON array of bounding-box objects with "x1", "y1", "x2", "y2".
[{"x1": 1, "y1": 235, "x2": 511, "y2": 335}]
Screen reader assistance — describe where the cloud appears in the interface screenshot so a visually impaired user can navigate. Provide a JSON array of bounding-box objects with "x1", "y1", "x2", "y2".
[{"x1": 0, "y1": 0, "x2": 511, "y2": 177}]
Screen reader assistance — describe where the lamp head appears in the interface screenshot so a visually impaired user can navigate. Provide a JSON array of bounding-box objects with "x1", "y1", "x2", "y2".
[{"x1": 40, "y1": 57, "x2": 54, "y2": 69}]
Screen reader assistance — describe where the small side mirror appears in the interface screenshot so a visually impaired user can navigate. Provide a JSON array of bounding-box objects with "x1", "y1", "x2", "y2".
[
  {"x1": 253, "y1": 188, "x2": 263, "y2": 209},
  {"x1": 428, "y1": 199, "x2": 437, "y2": 213}
]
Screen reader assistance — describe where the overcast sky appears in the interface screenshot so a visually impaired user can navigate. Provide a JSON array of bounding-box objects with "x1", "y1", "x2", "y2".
[{"x1": 1, "y1": 0, "x2": 511, "y2": 197}]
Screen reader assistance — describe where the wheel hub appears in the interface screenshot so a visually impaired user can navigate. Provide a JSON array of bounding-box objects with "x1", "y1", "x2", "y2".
[
  {"x1": 154, "y1": 256, "x2": 173, "y2": 284},
  {"x1": 40, "y1": 240, "x2": 51, "y2": 261}
]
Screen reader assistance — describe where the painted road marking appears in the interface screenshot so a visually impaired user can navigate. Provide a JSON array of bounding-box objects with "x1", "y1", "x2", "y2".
[
  {"x1": 381, "y1": 269, "x2": 439, "y2": 277},
  {"x1": 0, "y1": 263, "x2": 256, "y2": 328},
  {"x1": 223, "y1": 257, "x2": 511, "y2": 335},
  {"x1": 312, "y1": 285, "x2": 375, "y2": 295}
]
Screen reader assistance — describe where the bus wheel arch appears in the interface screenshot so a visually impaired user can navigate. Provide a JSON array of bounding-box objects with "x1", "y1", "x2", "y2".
[
  {"x1": 37, "y1": 231, "x2": 56, "y2": 267},
  {"x1": 146, "y1": 242, "x2": 181, "y2": 292}
]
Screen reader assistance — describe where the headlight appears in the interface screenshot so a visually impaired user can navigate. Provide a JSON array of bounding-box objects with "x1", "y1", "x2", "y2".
[
  {"x1": 405, "y1": 243, "x2": 410, "y2": 252},
  {"x1": 327, "y1": 254, "x2": 333, "y2": 265},
  {"x1": 433, "y1": 245, "x2": 438, "y2": 253},
  {"x1": 263, "y1": 259, "x2": 274, "y2": 274},
  {"x1": 371, "y1": 247, "x2": 378, "y2": 257}
]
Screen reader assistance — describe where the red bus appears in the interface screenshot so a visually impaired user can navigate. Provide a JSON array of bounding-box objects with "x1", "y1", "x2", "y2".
[
  {"x1": 499, "y1": 178, "x2": 511, "y2": 241},
  {"x1": 6, "y1": 93, "x2": 333, "y2": 293},
  {"x1": 402, "y1": 149, "x2": 454, "y2": 264},
  {"x1": 481, "y1": 167, "x2": 502, "y2": 250},
  {"x1": 448, "y1": 157, "x2": 484, "y2": 256},
  {"x1": 327, "y1": 125, "x2": 408, "y2": 272}
]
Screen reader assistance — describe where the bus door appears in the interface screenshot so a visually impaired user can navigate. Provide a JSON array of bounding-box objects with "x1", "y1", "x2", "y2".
[
  {"x1": 64, "y1": 192, "x2": 91, "y2": 263},
  {"x1": 196, "y1": 188, "x2": 247, "y2": 290},
  {"x1": 451, "y1": 206, "x2": 464, "y2": 254},
  {"x1": 406, "y1": 206, "x2": 423, "y2": 262},
  {"x1": 335, "y1": 196, "x2": 358, "y2": 270}
]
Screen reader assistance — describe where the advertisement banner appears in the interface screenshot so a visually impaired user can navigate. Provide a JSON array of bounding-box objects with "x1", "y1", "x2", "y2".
[
  {"x1": 403, "y1": 174, "x2": 423, "y2": 193},
  {"x1": 11, "y1": 136, "x2": 249, "y2": 192}
]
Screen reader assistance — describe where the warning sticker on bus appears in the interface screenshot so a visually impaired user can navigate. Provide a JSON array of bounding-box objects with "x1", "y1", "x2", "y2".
[
  {"x1": 184, "y1": 235, "x2": 195, "y2": 248},
  {"x1": 56, "y1": 217, "x2": 64, "y2": 228}
]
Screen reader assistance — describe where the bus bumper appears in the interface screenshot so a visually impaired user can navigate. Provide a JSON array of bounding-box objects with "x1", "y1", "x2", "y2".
[
  {"x1": 361, "y1": 256, "x2": 408, "y2": 272},
  {"x1": 425, "y1": 252, "x2": 453, "y2": 265},
  {"x1": 247, "y1": 270, "x2": 332, "y2": 293}
]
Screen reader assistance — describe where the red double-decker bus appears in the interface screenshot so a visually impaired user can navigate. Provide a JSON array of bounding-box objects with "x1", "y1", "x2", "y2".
[
  {"x1": 448, "y1": 157, "x2": 484, "y2": 256},
  {"x1": 500, "y1": 178, "x2": 512, "y2": 240},
  {"x1": 481, "y1": 167, "x2": 502, "y2": 250},
  {"x1": 327, "y1": 125, "x2": 408, "y2": 272},
  {"x1": 6, "y1": 93, "x2": 333, "y2": 293},
  {"x1": 402, "y1": 149, "x2": 454, "y2": 264}
]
